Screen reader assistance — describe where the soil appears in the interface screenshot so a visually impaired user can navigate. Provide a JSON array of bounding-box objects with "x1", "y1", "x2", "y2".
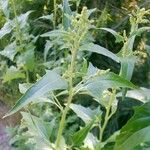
[{"x1": 0, "y1": 100, "x2": 21, "y2": 150}]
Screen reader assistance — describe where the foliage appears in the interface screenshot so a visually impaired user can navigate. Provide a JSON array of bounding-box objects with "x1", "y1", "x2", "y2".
[
  {"x1": 0, "y1": 0, "x2": 36, "y2": 83},
  {"x1": 115, "y1": 102, "x2": 150, "y2": 150},
  {"x1": 0, "y1": 0, "x2": 150, "y2": 150}
]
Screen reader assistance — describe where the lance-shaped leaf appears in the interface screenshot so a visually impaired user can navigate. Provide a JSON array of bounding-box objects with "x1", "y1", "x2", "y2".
[
  {"x1": 21, "y1": 112, "x2": 55, "y2": 141},
  {"x1": 70, "y1": 104, "x2": 101, "y2": 124},
  {"x1": 19, "y1": 83, "x2": 33, "y2": 94},
  {"x1": 0, "y1": 42, "x2": 17, "y2": 61},
  {"x1": 119, "y1": 56, "x2": 137, "y2": 80},
  {"x1": 17, "y1": 45, "x2": 35, "y2": 71},
  {"x1": 86, "y1": 62, "x2": 98, "y2": 77},
  {"x1": 86, "y1": 71, "x2": 137, "y2": 88},
  {"x1": 100, "y1": 28, "x2": 124, "y2": 43},
  {"x1": 79, "y1": 43, "x2": 120, "y2": 63},
  {"x1": 130, "y1": 27, "x2": 150, "y2": 37},
  {"x1": 39, "y1": 14, "x2": 53, "y2": 21},
  {"x1": 82, "y1": 71, "x2": 137, "y2": 99},
  {"x1": 44, "y1": 40, "x2": 53, "y2": 62},
  {"x1": 72, "y1": 120, "x2": 94, "y2": 146},
  {"x1": 17, "y1": 11, "x2": 33, "y2": 28},
  {"x1": 145, "y1": 45, "x2": 150, "y2": 55},
  {"x1": 41, "y1": 30, "x2": 68, "y2": 38},
  {"x1": 84, "y1": 133, "x2": 100, "y2": 150},
  {"x1": 0, "y1": 11, "x2": 32, "y2": 39},
  {"x1": 21, "y1": 112, "x2": 55, "y2": 149},
  {"x1": 115, "y1": 102, "x2": 150, "y2": 150},
  {"x1": 63, "y1": 0, "x2": 72, "y2": 30},
  {"x1": 0, "y1": 0, "x2": 9, "y2": 17},
  {"x1": 118, "y1": 35, "x2": 136, "y2": 81},
  {"x1": 0, "y1": 21, "x2": 12, "y2": 39},
  {"x1": 117, "y1": 87, "x2": 150, "y2": 103},
  {"x1": 4, "y1": 70, "x2": 68, "y2": 117}
]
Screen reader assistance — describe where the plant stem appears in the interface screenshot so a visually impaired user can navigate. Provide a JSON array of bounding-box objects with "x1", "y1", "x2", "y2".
[
  {"x1": 53, "y1": 0, "x2": 57, "y2": 29},
  {"x1": 52, "y1": 92, "x2": 63, "y2": 111},
  {"x1": 120, "y1": 26, "x2": 138, "y2": 101},
  {"x1": 99, "y1": 89, "x2": 116, "y2": 142},
  {"x1": 11, "y1": 0, "x2": 23, "y2": 46},
  {"x1": 56, "y1": 48, "x2": 77, "y2": 148},
  {"x1": 25, "y1": 69, "x2": 29, "y2": 83}
]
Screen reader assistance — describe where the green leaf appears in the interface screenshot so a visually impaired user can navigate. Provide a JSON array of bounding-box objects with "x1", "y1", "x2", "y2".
[
  {"x1": 19, "y1": 83, "x2": 33, "y2": 94},
  {"x1": 19, "y1": 83, "x2": 55, "y2": 104},
  {"x1": 79, "y1": 43, "x2": 120, "y2": 63},
  {"x1": 0, "y1": 20, "x2": 12, "y2": 39},
  {"x1": 70, "y1": 104, "x2": 101, "y2": 124},
  {"x1": 39, "y1": 14, "x2": 53, "y2": 21},
  {"x1": 145, "y1": 45, "x2": 150, "y2": 55},
  {"x1": 41, "y1": 30, "x2": 68, "y2": 38},
  {"x1": 117, "y1": 87, "x2": 150, "y2": 103},
  {"x1": 0, "y1": 0, "x2": 9, "y2": 17},
  {"x1": 3, "y1": 66, "x2": 25, "y2": 82},
  {"x1": 130, "y1": 27, "x2": 150, "y2": 37},
  {"x1": 0, "y1": 42, "x2": 17, "y2": 61},
  {"x1": 77, "y1": 59, "x2": 88, "y2": 77},
  {"x1": 86, "y1": 62, "x2": 98, "y2": 77},
  {"x1": 21, "y1": 112, "x2": 55, "y2": 140},
  {"x1": 118, "y1": 38, "x2": 137, "y2": 100},
  {"x1": 17, "y1": 11, "x2": 33, "y2": 28},
  {"x1": 81, "y1": 59, "x2": 88, "y2": 75},
  {"x1": 72, "y1": 120, "x2": 94, "y2": 146},
  {"x1": 21, "y1": 112, "x2": 55, "y2": 149},
  {"x1": 88, "y1": 70, "x2": 137, "y2": 90},
  {"x1": 44, "y1": 40, "x2": 53, "y2": 62},
  {"x1": 0, "y1": 11, "x2": 32, "y2": 39},
  {"x1": 63, "y1": 0, "x2": 72, "y2": 30},
  {"x1": 132, "y1": 141, "x2": 150, "y2": 150},
  {"x1": 119, "y1": 56, "x2": 137, "y2": 80},
  {"x1": 105, "y1": 131, "x2": 120, "y2": 144},
  {"x1": 100, "y1": 28, "x2": 124, "y2": 43},
  {"x1": 17, "y1": 45, "x2": 35, "y2": 71},
  {"x1": 87, "y1": 8, "x2": 97, "y2": 17},
  {"x1": 83, "y1": 71, "x2": 137, "y2": 99},
  {"x1": 4, "y1": 70, "x2": 68, "y2": 117},
  {"x1": 115, "y1": 102, "x2": 150, "y2": 150},
  {"x1": 84, "y1": 133, "x2": 100, "y2": 150}
]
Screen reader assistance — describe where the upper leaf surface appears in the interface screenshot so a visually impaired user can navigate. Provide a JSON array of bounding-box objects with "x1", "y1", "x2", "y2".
[
  {"x1": 130, "y1": 27, "x2": 150, "y2": 37},
  {"x1": 100, "y1": 28, "x2": 124, "y2": 43},
  {"x1": 0, "y1": 42, "x2": 17, "y2": 61},
  {"x1": 0, "y1": 21, "x2": 12, "y2": 39},
  {"x1": 83, "y1": 71, "x2": 137, "y2": 98},
  {"x1": 4, "y1": 70, "x2": 68, "y2": 117},
  {"x1": 79, "y1": 43, "x2": 120, "y2": 63},
  {"x1": 115, "y1": 102, "x2": 150, "y2": 150},
  {"x1": 63, "y1": 0, "x2": 72, "y2": 30},
  {"x1": 70, "y1": 104, "x2": 101, "y2": 124},
  {"x1": 72, "y1": 120, "x2": 94, "y2": 146}
]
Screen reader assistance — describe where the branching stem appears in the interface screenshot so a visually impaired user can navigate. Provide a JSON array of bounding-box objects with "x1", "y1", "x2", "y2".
[
  {"x1": 99, "y1": 89, "x2": 116, "y2": 143},
  {"x1": 56, "y1": 48, "x2": 78, "y2": 148}
]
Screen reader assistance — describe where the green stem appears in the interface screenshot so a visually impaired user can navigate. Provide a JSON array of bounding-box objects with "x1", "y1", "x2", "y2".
[
  {"x1": 52, "y1": 92, "x2": 63, "y2": 111},
  {"x1": 99, "y1": 89, "x2": 116, "y2": 142},
  {"x1": 25, "y1": 69, "x2": 29, "y2": 83},
  {"x1": 53, "y1": 0, "x2": 57, "y2": 29},
  {"x1": 120, "y1": 24, "x2": 138, "y2": 101},
  {"x1": 11, "y1": 0, "x2": 23, "y2": 46},
  {"x1": 56, "y1": 49, "x2": 77, "y2": 148}
]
